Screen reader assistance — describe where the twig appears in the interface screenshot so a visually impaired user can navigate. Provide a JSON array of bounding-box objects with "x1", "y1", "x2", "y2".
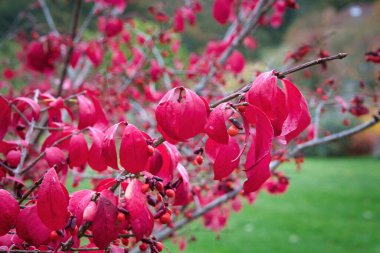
[
  {"x1": 274, "y1": 53, "x2": 348, "y2": 78},
  {"x1": 18, "y1": 176, "x2": 44, "y2": 204},
  {"x1": 210, "y1": 53, "x2": 348, "y2": 108},
  {"x1": 57, "y1": 0, "x2": 83, "y2": 97},
  {"x1": 38, "y1": 0, "x2": 59, "y2": 34},
  {"x1": 20, "y1": 127, "x2": 89, "y2": 175}
]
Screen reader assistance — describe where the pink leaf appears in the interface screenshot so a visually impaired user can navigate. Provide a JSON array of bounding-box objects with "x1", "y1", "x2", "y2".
[
  {"x1": 68, "y1": 190, "x2": 94, "y2": 226},
  {"x1": 0, "y1": 96, "x2": 11, "y2": 142},
  {"x1": 45, "y1": 146, "x2": 68, "y2": 173},
  {"x1": 16, "y1": 205, "x2": 51, "y2": 246},
  {"x1": 88, "y1": 127, "x2": 108, "y2": 172},
  {"x1": 174, "y1": 164, "x2": 191, "y2": 206},
  {"x1": 204, "y1": 103, "x2": 229, "y2": 144},
  {"x1": 120, "y1": 124, "x2": 150, "y2": 173},
  {"x1": 92, "y1": 190, "x2": 121, "y2": 249},
  {"x1": 226, "y1": 50, "x2": 245, "y2": 74},
  {"x1": 206, "y1": 137, "x2": 240, "y2": 180},
  {"x1": 155, "y1": 87, "x2": 209, "y2": 143},
  {"x1": 77, "y1": 95, "x2": 96, "y2": 129},
  {"x1": 213, "y1": 0, "x2": 232, "y2": 25},
  {"x1": 37, "y1": 167, "x2": 69, "y2": 230},
  {"x1": 247, "y1": 71, "x2": 288, "y2": 136},
  {"x1": 0, "y1": 189, "x2": 19, "y2": 236},
  {"x1": 69, "y1": 133, "x2": 89, "y2": 168},
  {"x1": 281, "y1": 79, "x2": 311, "y2": 142},
  {"x1": 173, "y1": 9, "x2": 185, "y2": 32},
  {"x1": 102, "y1": 122, "x2": 125, "y2": 170},
  {"x1": 243, "y1": 106, "x2": 274, "y2": 192},
  {"x1": 125, "y1": 179, "x2": 154, "y2": 241}
]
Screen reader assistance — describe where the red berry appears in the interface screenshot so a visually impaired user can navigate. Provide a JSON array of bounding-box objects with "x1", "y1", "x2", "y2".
[
  {"x1": 49, "y1": 231, "x2": 59, "y2": 242},
  {"x1": 121, "y1": 238, "x2": 129, "y2": 246},
  {"x1": 165, "y1": 189, "x2": 175, "y2": 198},
  {"x1": 195, "y1": 155, "x2": 203, "y2": 165},
  {"x1": 139, "y1": 243, "x2": 148, "y2": 251},
  {"x1": 160, "y1": 212, "x2": 171, "y2": 224},
  {"x1": 155, "y1": 242, "x2": 164, "y2": 252},
  {"x1": 184, "y1": 211, "x2": 192, "y2": 219},
  {"x1": 147, "y1": 145, "x2": 155, "y2": 156},
  {"x1": 141, "y1": 183, "x2": 150, "y2": 193},
  {"x1": 117, "y1": 212, "x2": 126, "y2": 223},
  {"x1": 156, "y1": 181, "x2": 164, "y2": 191},
  {"x1": 227, "y1": 125, "x2": 239, "y2": 136}
]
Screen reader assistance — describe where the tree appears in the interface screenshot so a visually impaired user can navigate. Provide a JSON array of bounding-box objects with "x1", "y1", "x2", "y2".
[{"x1": 0, "y1": 0, "x2": 379, "y2": 252}]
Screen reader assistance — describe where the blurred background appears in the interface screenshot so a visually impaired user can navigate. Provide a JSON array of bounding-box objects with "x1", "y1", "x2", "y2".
[{"x1": 1, "y1": 1, "x2": 379, "y2": 252}]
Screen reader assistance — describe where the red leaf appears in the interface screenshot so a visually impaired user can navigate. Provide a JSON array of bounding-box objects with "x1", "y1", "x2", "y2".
[
  {"x1": 120, "y1": 124, "x2": 150, "y2": 174},
  {"x1": 247, "y1": 71, "x2": 287, "y2": 136},
  {"x1": 206, "y1": 137, "x2": 240, "y2": 180},
  {"x1": 102, "y1": 122, "x2": 125, "y2": 170},
  {"x1": 244, "y1": 155, "x2": 271, "y2": 193},
  {"x1": 92, "y1": 190, "x2": 120, "y2": 249},
  {"x1": 125, "y1": 179, "x2": 154, "y2": 241},
  {"x1": 173, "y1": 9, "x2": 185, "y2": 32},
  {"x1": 16, "y1": 205, "x2": 51, "y2": 246},
  {"x1": 69, "y1": 133, "x2": 89, "y2": 168},
  {"x1": 0, "y1": 189, "x2": 20, "y2": 236},
  {"x1": 281, "y1": 79, "x2": 311, "y2": 142},
  {"x1": 45, "y1": 146, "x2": 68, "y2": 173},
  {"x1": 155, "y1": 87, "x2": 209, "y2": 143},
  {"x1": 243, "y1": 106, "x2": 274, "y2": 192},
  {"x1": 213, "y1": 0, "x2": 232, "y2": 25},
  {"x1": 88, "y1": 127, "x2": 108, "y2": 172},
  {"x1": 226, "y1": 50, "x2": 245, "y2": 74},
  {"x1": 204, "y1": 103, "x2": 229, "y2": 144},
  {"x1": 68, "y1": 190, "x2": 94, "y2": 226},
  {"x1": 37, "y1": 168, "x2": 69, "y2": 230},
  {"x1": 0, "y1": 96, "x2": 11, "y2": 142},
  {"x1": 173, "y1": 164, "x2": 191, "y2": 206},
  {"x1": 153, "y1": 142, "x2": 181, "y2": 184},
  {"x1": 77, "y1": 95, "x2": 96, "y2": 129}
]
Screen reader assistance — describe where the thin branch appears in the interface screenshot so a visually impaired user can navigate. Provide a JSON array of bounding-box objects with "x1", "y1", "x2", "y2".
[
  {"x1": 38, "y1": 0, "x2": 59, "y2": 34},
  {"x1": 18, "y1": 176, "x2": 43, "y2": 204},
  {"x1": 57, "y1": 0, "x2": 83, "y2": 97},
  {"x1": 274, "y1": 53, "x2": 348, "y2": 78},
  {"x1": 20, "y1": 127, "x2": 89, "y2": 175},
  {"x1": 210, "y1": 53, "x2": 348, "y2": 108}
]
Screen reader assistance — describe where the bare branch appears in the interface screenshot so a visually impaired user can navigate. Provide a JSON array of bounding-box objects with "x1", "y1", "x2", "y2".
[
  {"x1": 57, "y1": 0, "x2": 83, "y2": 97},
  {"x1": 38, "y1": 0, "x2": 59, "y2": 34}
]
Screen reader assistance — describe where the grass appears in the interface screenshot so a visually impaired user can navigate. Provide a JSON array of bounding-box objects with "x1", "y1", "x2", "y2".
[{"x1": 164, "y1": 157, "x2": 380, "y2": 253}]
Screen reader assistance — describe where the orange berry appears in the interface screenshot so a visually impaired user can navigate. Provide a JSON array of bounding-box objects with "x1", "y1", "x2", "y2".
[
  {"x1": 195, "y1": 155, "x2": 203, "y2": 165},
  {"x1": 155, "y1": 242, "x2": 164, "y2": 252},
  {"x1": 49, "y1": 231, "x2": 59, "y2": 242},
  {"x1": 139, "y1": 242, "x2": 148, "y2": 251},
  {"x1": 141, "y1": 183, "x2": 150, "y2": 193},
  {"x1": 160, "y1": 212, "x2": 171, "y2": 224},
  {"x1": 121, "y1": 238, "x2": 129, "y2": 246},
  {"x1": 184, "y1": 211, "x2": 192, "y2": 219},
  {"x1": 165, "y1": 189, "x2": 175, "y2": 198},
  {"x1": 117, "y1": 212, "x2": 126, "y2": 223},
  {"x1": 147, "y1": 145, "x2": 155, "y2": 156},
  {"x1": 156, "y1": 181, "x2": 164, "y2": 192},
  {"x1": 227, "y1": 125, "x2": 239, "y2": 136}
]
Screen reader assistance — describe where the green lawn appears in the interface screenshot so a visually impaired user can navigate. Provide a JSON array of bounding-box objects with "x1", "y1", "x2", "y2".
[{"x1": 165, "y1": 157, "x2": 380, "y2": 253}]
